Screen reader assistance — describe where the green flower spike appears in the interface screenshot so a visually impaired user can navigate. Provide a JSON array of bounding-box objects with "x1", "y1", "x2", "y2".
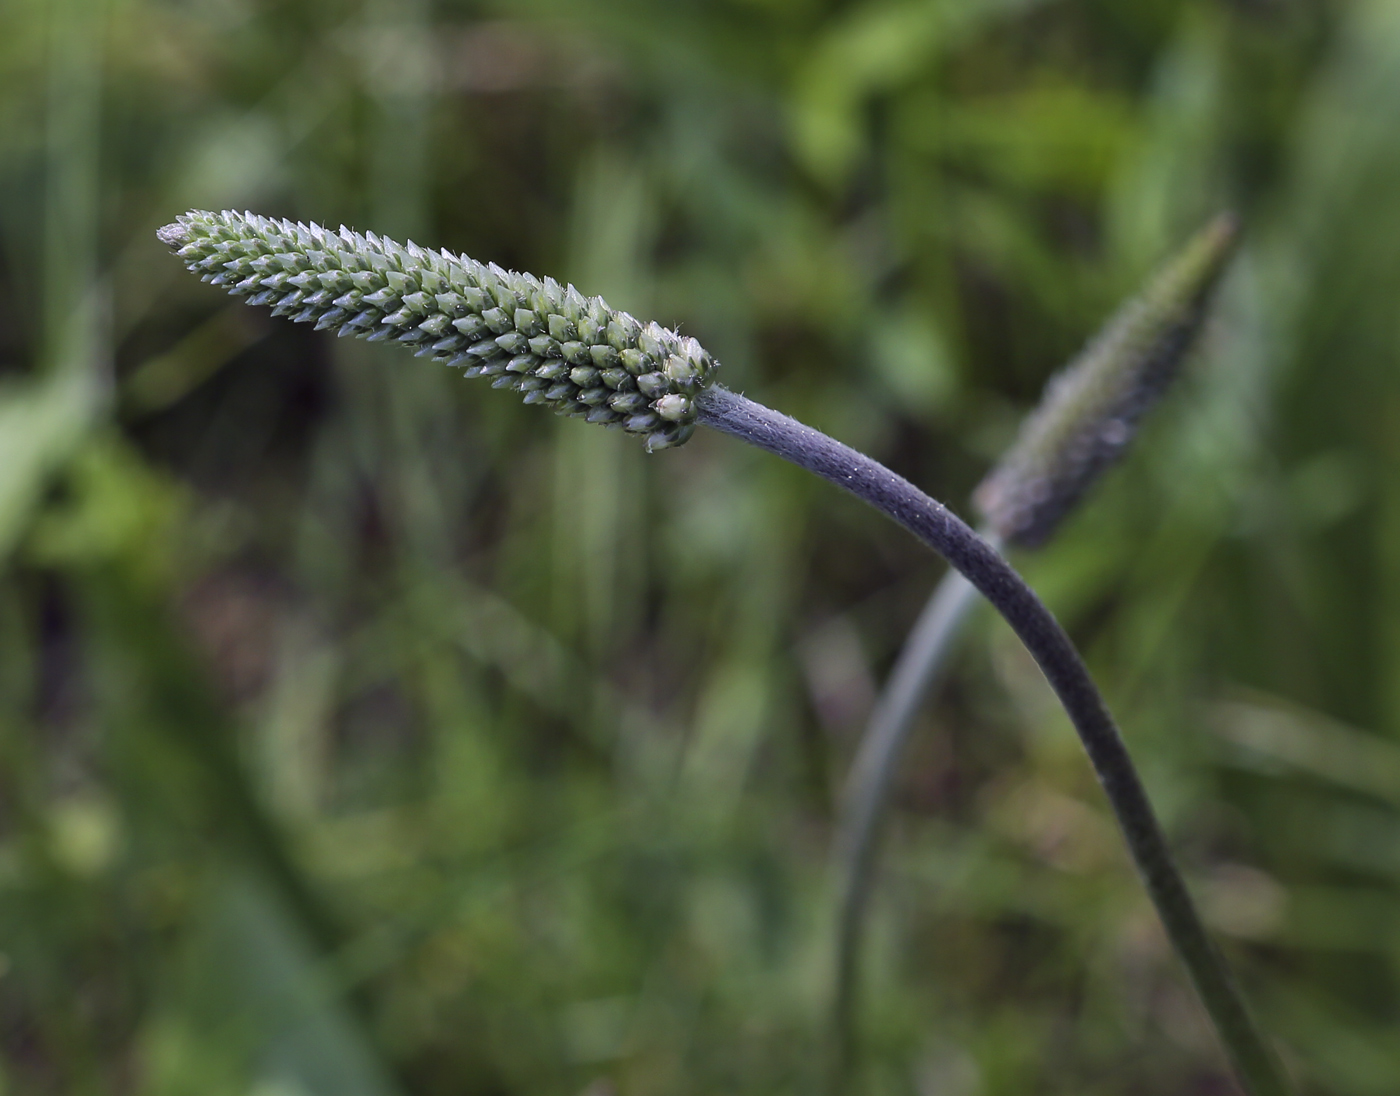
[
  {"x1": 974, "y1": 213, "x2": 1239, "y2": 547},
  {"x1": 157, "y1": 210, "x2": 719, "y2": 452}
]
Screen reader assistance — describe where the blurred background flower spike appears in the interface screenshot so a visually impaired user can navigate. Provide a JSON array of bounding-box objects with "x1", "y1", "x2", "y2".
[
  {"x1": 158, "y1": 209, "x2": 719, "y2": 452},
  {"x1": 975, "y1": 212, "x2": 1240, "y2": 547}
]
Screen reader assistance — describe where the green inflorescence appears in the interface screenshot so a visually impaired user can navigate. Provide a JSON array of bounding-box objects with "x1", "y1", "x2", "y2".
[
  {"x1": 973, "y1": 214, "x2": 1239, "y2": 548},
  {"x1": 157, "y1": 210, "x2": 719, "y2": 452}
]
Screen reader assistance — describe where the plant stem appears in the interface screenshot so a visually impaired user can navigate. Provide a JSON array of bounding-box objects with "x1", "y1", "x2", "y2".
[
  {"x1": 694, "y1": 385, "x2": 1290, "y2": 1096},
  {"x1": 830, "y1": 556, "x2": 986, "y2": 1083}
]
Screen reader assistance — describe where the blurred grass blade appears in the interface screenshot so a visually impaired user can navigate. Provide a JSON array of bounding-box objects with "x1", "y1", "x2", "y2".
[
  {"x1": 42, "y1": 0, "x2": 105, "y2": 366},
  {"x1": 173, "y1": 874, "x2": 396, "y2": 1096},
  {"x1": 0, "y1": 365, "x2": 104, "y2": 560},
  {"x1": 1211, "y1": 691, "x2": 1400, "y2": 804}
]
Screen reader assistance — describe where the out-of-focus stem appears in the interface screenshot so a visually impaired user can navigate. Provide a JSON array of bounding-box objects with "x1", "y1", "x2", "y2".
[{"x1": 828, "y1": 550, "x2": 989, "y2": 1083}]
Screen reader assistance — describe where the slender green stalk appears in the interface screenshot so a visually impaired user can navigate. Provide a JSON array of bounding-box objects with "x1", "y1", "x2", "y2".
[
  {"x1": 695, "y1": 385, "x2": 1290, "y2": 1096},
  {"x1": 828, "y1": 555, "x2": 986, "y2": 1083}
]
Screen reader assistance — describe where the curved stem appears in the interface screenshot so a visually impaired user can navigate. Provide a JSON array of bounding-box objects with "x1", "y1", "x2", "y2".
[
  {"x1": 830, "y1": 559, "x2": 985, "y2": 1083},
  {"x1": 694, "y1": 385, "x2": 1289, "y2": 1096}
]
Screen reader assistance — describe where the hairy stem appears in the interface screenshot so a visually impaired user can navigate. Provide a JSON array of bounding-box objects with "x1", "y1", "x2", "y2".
[
  {"x1": 694, "y1": 385, "x2": 1289, "y2": 1096},
  {"x1": 830, "y1": 557, "x2": 985, "y2": 1082}
]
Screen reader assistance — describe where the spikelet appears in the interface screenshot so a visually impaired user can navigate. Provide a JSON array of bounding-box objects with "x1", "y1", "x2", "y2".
[
  {"x1": 974, "y1": 214, "x2": 1240, "y2": 547},
  {"x1": 157, "y1": 210, "x2": 719, "y2": 452}
]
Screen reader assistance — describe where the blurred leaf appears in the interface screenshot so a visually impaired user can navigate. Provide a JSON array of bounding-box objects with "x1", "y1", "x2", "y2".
[
  {"x1": 790, "y1": 0, "x2": 1047, "y2": 183},
  {"x1": 162, "y1": 873, "x2": 396, "y2": 1096},
  {"x1": 0, "y1": 366, "x2": 102, "y2": 559}
]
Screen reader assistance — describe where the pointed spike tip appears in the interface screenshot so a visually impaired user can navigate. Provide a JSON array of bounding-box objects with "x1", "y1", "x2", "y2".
[{"x1": 156, "y1": 221, "x2": 189, "y2": 249}]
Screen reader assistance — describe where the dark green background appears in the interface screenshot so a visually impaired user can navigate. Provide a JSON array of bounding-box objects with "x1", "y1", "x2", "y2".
[{"x1": 2, "y1": 0, "x2": 1399, "y2": 1092}]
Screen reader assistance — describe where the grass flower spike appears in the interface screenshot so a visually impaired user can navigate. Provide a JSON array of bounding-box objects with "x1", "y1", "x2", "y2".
[{"x1": 157, "y1": 210, "x2": 718, "y2": 451}]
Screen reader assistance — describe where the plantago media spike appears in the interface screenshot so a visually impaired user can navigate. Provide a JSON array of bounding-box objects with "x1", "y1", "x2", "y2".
[
  {"x1": 974, "y1": 214, "x2": 1239, "y2": 547},
  {"x1": 158, "y1": 210, "x2": 719, "y2": 452}
]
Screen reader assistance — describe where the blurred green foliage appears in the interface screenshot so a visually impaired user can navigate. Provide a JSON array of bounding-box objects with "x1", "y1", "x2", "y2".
[{"x1": 2, "y1": 0, "x2": 1400, "y2": 1093}]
